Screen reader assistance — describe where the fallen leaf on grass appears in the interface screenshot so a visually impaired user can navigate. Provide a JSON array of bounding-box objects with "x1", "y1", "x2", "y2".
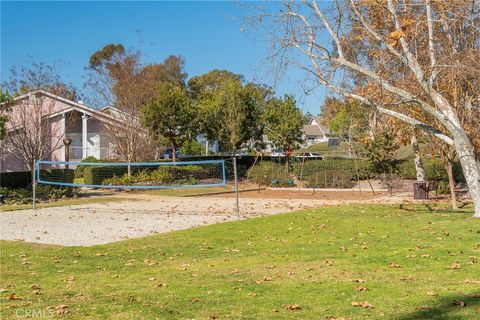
[
  {"x1": 55, "y1": 304, "x2": 69, "y2": 315},
  {"x1": 389, "y1": 262, "x2": 402, "y2": 268},
  {"x1": 416, "y1": 305, "x2": 431, "y2": 311},
  {"x1": 401, "y1": 275, "x2": 415, "y2": 281},
  {"x1": 325, "y1": 260, "x2": 334, "y2": 266},
  {"x1": 356, "y1": 286, "x2": 368, "y2": 292},
  {"x1": 426, "y1": 291, "x2": 437, "y2": 296},
  {"x1": 248, "y1": 292, "x2": 257, "y2": 297},
  {"x1": 263, "y1": 276, "x2": 272, "y2": 281},
  {"x1": 452, "y1": 300, "x2": 466, "y2": 307},
  {"x1": 350, "y1": 279, "x2": 366, "y2": 283},
  {"x1": 352, "y1": 301, "x2": 374, "y2": 308},
  {"x1": 286, "y1": 304, "x2": 301, "y2": 310},
  {"x1": 447, "y1": 263, "x2": 462, "y2": 269},
  {"x1": 7, "y1": 293, "x2": 22, "y2": 300},
  {"x1": 156, "y1": 283, "x2": 167, "y2": 288},
  {"x1": 94, "y1": 253, "x2": 107, "y2": 257},
  {"x1": 465, "y1": 279, "x2": 480, "y2": 284}
]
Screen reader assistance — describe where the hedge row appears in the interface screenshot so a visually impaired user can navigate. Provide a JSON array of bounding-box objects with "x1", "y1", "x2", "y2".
[
  {"x1": 39, "y1": 169, "x2": 75, "y2": 184},
  {"x1": 247, "y1": 158, "x2": 464, "y2": 188},
  {"x1": 0, "y1": 171, "x2": 31, "y2": 189},
  {"x1": 84, "y1": 164, "x2": 221, "y2": 186}
]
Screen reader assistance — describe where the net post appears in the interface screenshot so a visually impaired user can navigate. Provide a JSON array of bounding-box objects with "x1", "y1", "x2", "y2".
[
  {"x1": 233, "y1": 156, "x2": 240, "y2": 218},
  {"x1": 32, "y1": 160, "x2": 37, "y2": 210}
]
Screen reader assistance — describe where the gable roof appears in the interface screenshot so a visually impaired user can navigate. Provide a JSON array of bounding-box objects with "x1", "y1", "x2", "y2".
[
  {"x1": 303, "y1": 125, "x2": 324, "y2": 136},
  {"x1": 306, "y1": 116, "x2": 333, "y2": 137},
  {"x1": 12, "y1": 90, "x2": 122, "y2": 126}
]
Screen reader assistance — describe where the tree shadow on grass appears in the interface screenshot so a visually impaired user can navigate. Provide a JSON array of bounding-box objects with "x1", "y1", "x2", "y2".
[
  {"x1": 395, "y1": 293, "x2": 480, "y2": 320},
  {"x1": 398, "y1": 203, "x2": 473, "y2": 214}
]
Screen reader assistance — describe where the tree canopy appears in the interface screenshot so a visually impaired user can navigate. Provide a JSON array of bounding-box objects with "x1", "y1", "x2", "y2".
[{"x1": 142, "y1": 83, "x2": 198, "y2": 161}]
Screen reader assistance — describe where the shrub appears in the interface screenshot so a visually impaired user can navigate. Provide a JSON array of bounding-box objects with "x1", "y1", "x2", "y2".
[
  {"x1": 39, "y1": 169, "x2": 74, "y2": 184},
  {"x1": 84, "y1": 166, "x2": 128, "y2": 185},
  {"x1": 180, "y1": 140, "x2": 204, "y2": 156},
  {"x1": 0, "y1": 185, "x2": 78, "y2": 205},
  {"x1": 303, "y1": 170, "x2": 355, "y2": 188},
  {"x1": 101, "y1": 166, "x2": 206, "y2": 186},
  {"x1": 292, "y1": 160, "x2": 356, "y2": 188},
  {"x1": 36, "y1": 184, "x2": 79, "y2": 199},
  {"x1": 247, "y1": 161, "x2": 291, "y2": 186},
  {"x1": 397, "y1": 158, "x2": 464, "y2": 183},
  {"x1": 74, "y1": 156, "x2": 99, "y2": 178},
  {"x1": 0, "y1": 171, "x2": 31, "y2": 189}
]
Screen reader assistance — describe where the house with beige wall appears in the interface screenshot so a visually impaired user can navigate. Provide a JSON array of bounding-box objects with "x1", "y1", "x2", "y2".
[{"x1": 1, "y1": 90, "x2": 120, "y2": 172}]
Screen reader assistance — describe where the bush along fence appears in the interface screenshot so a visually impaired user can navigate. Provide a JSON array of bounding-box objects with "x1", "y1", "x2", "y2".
[
  {"x1": 0, "y1": 171, "x2": 31, "y2": 189},
  {"x1": 1, "y1": 169, "x2": 77, "y2": 205},
  {"x1": 247, "y1": 157, "x2": 464, "y2": 190},
  {"x1": 64, "y1": 155, "x2": 466, "y2": 190},
  {"x1": 0, "y1": 156, "x2": 464, "y2": 192}
]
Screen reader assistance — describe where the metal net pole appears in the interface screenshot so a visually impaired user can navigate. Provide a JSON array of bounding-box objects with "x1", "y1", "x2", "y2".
[{"x1": 233, "y1": 156, "x2": 240, "y2": 218}]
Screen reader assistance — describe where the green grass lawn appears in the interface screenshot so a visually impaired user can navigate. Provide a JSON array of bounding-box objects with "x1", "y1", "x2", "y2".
[
  {"x1": 1, "y1": 204, "x2": 479, "y2": 319},
  {"x1": 300, "y1": 141, "x2": 353, "y2": 158}
]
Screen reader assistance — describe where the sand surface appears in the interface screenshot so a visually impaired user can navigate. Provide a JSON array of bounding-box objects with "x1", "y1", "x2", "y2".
[{"x1": 0, "y1": 193, "x2": 409, "y2": 247}]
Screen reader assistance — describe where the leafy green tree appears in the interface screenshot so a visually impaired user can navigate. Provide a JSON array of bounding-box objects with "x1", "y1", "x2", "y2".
[
  {"x1": 263, "y1": 95, "x2": 303, "y2": 171},
  {"x1": 189, "y1": 70, "x2": 270, "y2": 152},
  {"x1": 361, "y1": 131, "x2": 400, "y2": 194},
  {"x1": 142, "y1": 83, "x2": 198, "y2": 161},
  {"x1": 263, "y1": 95, "x2": 303, "y2": 150},
  {"x1": 180, "y1": 140, "x2": 204, "y2": 156}
]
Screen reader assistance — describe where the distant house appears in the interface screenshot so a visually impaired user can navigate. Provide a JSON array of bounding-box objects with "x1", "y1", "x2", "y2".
[
  {"x1": 1, "y1": 90, "x2": 122, "y2": 172},
  {"x1": 0, "y1": 90, "x2": 222, "y2": 172},
  {"x1": 302, "y1": 116, "x2": 336, "y2": 147}
]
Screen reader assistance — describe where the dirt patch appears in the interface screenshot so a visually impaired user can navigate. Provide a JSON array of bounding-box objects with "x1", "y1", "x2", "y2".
[{"x1": 208, "y1": 188, "x2": 389, "y2": 201}]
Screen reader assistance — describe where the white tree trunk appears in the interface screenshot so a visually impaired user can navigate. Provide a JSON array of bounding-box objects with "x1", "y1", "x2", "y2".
[
  {"x1": 453, "y1": 132, "x2": 480, "y2": 217},
  {"x1": 411, "y1": 135, "x2": 425, "y2": 181}
]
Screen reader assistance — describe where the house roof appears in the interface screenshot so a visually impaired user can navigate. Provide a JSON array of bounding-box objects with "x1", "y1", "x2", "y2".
[
  {"x1": 312, "y1": 116, "x2": 323, "y2": 125},
  {"x1": 11, "y1": 90, "x2": 123, "y2": 127},
  {"x1": 303, "y1": 125, "x2": 324, "y2": 137},
  {"x1": 308, "y1": 116, "x2": 332, "y2": 136}
]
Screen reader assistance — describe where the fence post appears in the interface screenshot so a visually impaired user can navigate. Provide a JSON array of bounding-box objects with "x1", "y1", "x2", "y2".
[
  {"x1": 233, "y1": 156, "x2": 240, "y2": 218},
  {"x1": 32, "y1": 160, "x2": 36, "y2": 210}
]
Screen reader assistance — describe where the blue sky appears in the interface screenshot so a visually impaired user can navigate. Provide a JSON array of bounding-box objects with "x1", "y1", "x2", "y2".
[{"x1": 1, "y1": 1, "x2": 325, "y2": 114}]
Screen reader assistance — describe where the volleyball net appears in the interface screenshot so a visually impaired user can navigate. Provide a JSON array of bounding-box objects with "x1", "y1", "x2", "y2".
[{"x1": 35, "y1": 160, "x2": 226, "y2": 189}]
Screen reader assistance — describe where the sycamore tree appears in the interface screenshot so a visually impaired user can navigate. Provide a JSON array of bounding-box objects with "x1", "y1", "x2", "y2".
[
  {"x1": 142, "y1": 83, "x2": 198, "y2": 161},
  {"x1": 246, "y1": 1, "x2": 480, "y2": 217}
]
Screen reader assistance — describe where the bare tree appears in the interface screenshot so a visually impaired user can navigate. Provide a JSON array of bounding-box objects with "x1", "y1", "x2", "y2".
[
  {"x1": 4, "y1": 92, "x2": 73, "y2": 181},
  {"x1": 245, "y1": 0, "x2": 480, "y2": 217},
  {"x1": 5, "y1": 60, "x2": 78, "y2": 101},
  {"x1": 85, "y1": 44, "x2": 188, "y2": 164}
]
